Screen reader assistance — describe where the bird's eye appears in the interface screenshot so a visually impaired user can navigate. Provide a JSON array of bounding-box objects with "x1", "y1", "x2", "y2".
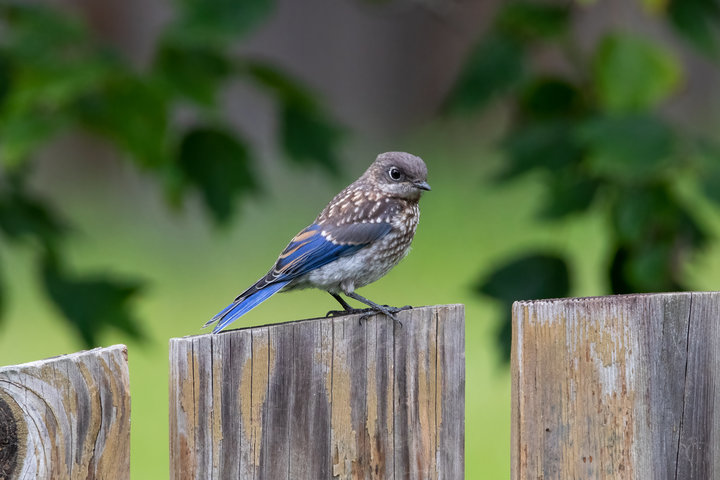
[{"x1": 388, "y1": 167, "x2": 402, "y2": 181}]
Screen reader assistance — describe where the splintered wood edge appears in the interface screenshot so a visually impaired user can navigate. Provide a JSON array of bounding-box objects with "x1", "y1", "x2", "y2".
[
  {"x1": 0, "y1": 344, "x2": 129, "y2": 372},
  {"x1": 512, "y1": 291, "x2": 720, "y2": 309}
]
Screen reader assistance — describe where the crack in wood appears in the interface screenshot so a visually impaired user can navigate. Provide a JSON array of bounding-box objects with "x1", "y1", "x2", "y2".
[{"x1": 674, "y1": 293, "x2": 693, "y2": 480}]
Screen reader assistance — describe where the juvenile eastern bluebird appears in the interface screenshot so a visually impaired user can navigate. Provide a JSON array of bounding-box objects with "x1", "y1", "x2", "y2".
[{"x1": 204, "y1": 151, "x2": 430, "y2": 333}]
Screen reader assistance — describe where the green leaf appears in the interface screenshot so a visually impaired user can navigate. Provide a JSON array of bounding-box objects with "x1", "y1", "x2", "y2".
[
  {"x1": 0, "y1": 114, "x2": 66, "y2": 168},
  {"x1": 0, "y1": 4, "x2": 121, "y2": 167},
  {"x1": 445, "y1": 32, "x2": 524, "y2": 113},
  {"x1": 697, "y1": 140, "x2": 720, "y2": 206},
  {"x1": 0, "y1": 178, "x2": 67, "y2": 247},
  {"x1": 244, "y1": 61, "x2": 344, "y2": 175},
  {"x1": 497, "y1": 2, "x2": 571, "y2": 40},
  {"x1": 155, "y1": 42, "x2": 232, "y2": 105},
  {"x1": 578, "y1": 114, "x2": 674, "y2": 179},
  {"x1": 0, "y1": 258, "x2": 5, "y2": 324},
  {"x1": 668, "y1": 0, "x2": 720, "y2": 57},
  {"x1": 478, "y1": 253, "x2": 570, "y2": 304},
  {"x1": 540, "y1": 174, "x2": 599, "y2": 219},
  {"x1": 41, "y1": 254, "x2": 145, "y2": 348},
  {"x1": 0, "y1": 51, "x2": 12, "y2": 110},
  {"x1": 177, "y1": 127, "x2": 259, "y2": 224},
  {"x1": 173, "y1": 0, "x2": 275, "y2": 47},
  {"x1": 609, "y1": 243, "x2": 684, "y2": 294},
  {"x1": 611, "y1": 184, "x2": 707, "y2": 248},
  {"x1": 1, "y1": 4, "x2": 114, "y2": 111},
  {"x1": 609, "y1": 184, "x2": 706, "y2": 294},
  {"x1": 75, "y1": 75, "x2": 170, "y2": 168},
  {"x1": 280, "y1": 101, "x2": 343, "y2": 175},
  {"x1": 478, "y1": 252, "x2": 570, "y2": 362},
  {"x1": 0, "y1": 4, "x2": 88, "y2": 59},
  {"x1": 593, "y1": 33, "x2": 682, "y2": 112},
  {"x1": 519, "y1": 77, "x2": 584, "y2": 119},
  {"x1": 243, "y1": 61, "x2": 315, "y2": 107},
  {"x1": 501, "y1": 120, "x2": 583, "y2": 178}
]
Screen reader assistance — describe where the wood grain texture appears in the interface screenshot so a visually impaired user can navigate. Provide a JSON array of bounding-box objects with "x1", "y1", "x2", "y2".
[
  {"x1": 512, "y1": 292, "x2": 720, "y2": 480},
  {"x1": 169, "y1": 304, "x2": 465, "y2": 480},
  {"x1": 0, "y1": 345, "x2": 130, "y2": 480}
]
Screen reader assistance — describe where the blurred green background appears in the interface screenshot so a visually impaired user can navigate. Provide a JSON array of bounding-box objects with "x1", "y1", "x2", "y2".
[{"x1": 3, "y1": 0, "x2": 720, "y2": 477}]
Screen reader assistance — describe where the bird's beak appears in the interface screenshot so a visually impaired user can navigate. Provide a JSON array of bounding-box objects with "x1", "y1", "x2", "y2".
[{"x1": 414, "y1": 181, "x2": 431, "y2": 191}]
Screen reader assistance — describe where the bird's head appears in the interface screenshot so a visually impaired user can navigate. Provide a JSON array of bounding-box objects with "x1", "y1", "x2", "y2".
[{"x1": 365, "y1": 152, "x2": 431, "y2": 200}]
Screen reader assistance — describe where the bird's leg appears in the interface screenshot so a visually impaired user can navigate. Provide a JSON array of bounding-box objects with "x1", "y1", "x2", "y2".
[
  {"x1": 345, "y1": 292, "x2": 409, "y2": 325},
  {"x1": 331, "y1": 292, "x2": 353, "y2": 311},
  {"x1": 325, "y1": 292, "x2": 373, "y2": 317}
]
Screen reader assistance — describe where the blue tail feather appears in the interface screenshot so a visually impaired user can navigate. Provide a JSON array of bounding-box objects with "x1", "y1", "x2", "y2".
[{"x1": 210, "y1": 281, "x2": 289, "y2": 333}]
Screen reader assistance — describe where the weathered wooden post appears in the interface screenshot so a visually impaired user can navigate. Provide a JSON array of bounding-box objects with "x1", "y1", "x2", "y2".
[
  {"x1": 0, "y1": 345, "x2": 131, "y2": 479},
  {"x1": 169, "y1": 304, "x2": 464, "y2": 479},
  {"x1": 512, "y1": 292, "x2": 720, "y2": 479}
]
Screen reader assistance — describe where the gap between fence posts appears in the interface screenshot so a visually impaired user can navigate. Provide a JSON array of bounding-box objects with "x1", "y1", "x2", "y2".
[{"x1": 169, "y1": 303, "x2": 465, "y2": 480}]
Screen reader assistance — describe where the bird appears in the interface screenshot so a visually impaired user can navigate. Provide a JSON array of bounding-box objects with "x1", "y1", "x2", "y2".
[{"x1": 204, "y1": 151, "x2": 430, "y2": 333}]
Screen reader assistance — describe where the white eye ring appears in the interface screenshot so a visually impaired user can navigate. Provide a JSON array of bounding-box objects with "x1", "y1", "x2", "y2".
[{"x1": 388, "y1": 167, "x2": 402, "y2": 181}]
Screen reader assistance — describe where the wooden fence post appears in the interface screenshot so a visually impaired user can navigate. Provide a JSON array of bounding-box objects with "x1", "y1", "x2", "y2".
[
  {"x1": 169, "y1": 304, "x2": 465, "y2": 480},
  {"x1": 0, "y1": 345, "x2": 131, "y2": 480},
  {"x1": 512, "y1": 292, "x2": 720, "y2": 479}
]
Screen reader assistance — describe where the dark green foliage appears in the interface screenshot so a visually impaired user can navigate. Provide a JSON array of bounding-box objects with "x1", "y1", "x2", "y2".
[
  {"x1": 478, "y1": 253, "x2": 570, "y2": 303},
  {"x1": 697, "y1": 140, "x2": 720, "y2": 206},
  {"x1": 519, "y1": 77, "x2": 584, "y2": 120},
  {"x1": 0, "y1": 260, "x2": 4, "y2": 323},
  {"x1": 172, "y1": 0, "x2": 275, "y2": 46},
  {"x1": 178, "y1": 128, "x2": 258, "y2": 223},
  {"x1": 41, "y1": 254, "x2": 145, "y2": 348},
  {"x1": 578, "y1": 114, "x2": 674, "y2": 180},
  {"x1": 593, "y1": 33, "x2": 682, "y2": 112},
  {"x1": 0, "y1": 52, "x2": 11, "y2": 110},
  {"x1": 280, "y1": 102, "x2": 343, "y2": 175},
  {"x1": 609, "y1": 185, "x2": 707, "y2": 293},
  {"x1": 477, "y1": 253, "x2": 570, "y2": 360},
  {"x1": 244, "y1": 61, "x2": 344, "y2": 175},
  {"x1": 462, "y1": 0, "x2": 719, "y2": 362},
  {"x1": 496, "y1": 2, "x2": 570, "y2": 40},
  {"x1": 156, "y1": 44, "x2": 232, "y2": 105},
  {"x1": 501, "y1": 121, "x2": 583, "y2": 178},
  {"x1": 539, "y1": 174, "x2": 599, "y2": 219},
  {"x1": 0, "y1": 174, "x2": 67, "y2": 248},
  {"x1": 0, "y1": 2, "x2": 342, "y2": 347},
  {"x1": 668, "y1": 0, "x2": 720, "y2": 56},
  {"x1": 446, "y1": 2, "x2": 571, "y2": 113},
  {"x1": 75, "y1": 76, "x2": 171, "y2": 168},
  {"x1": 446, "y1": 32, "x2": 525, "y2": 113}
]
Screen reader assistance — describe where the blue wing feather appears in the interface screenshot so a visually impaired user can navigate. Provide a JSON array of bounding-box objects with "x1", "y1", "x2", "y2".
[
  {"x1": 210, "y1": 280, "x2": 289, "y2": 333},
  {"x1": 208, "y1": 222, "x2": 391, "y2": 332},
  {"x1": 273, "y1": 226, "x2": 362, "y2": 278}
]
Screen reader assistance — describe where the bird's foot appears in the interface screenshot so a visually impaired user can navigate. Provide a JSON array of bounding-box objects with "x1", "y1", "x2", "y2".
[
  {"x1": 363, "y1": 305, "x2": 408, "y2": 327},
  {"x1": 327, "y1": 306, "x2": 404, "y2": 326}
]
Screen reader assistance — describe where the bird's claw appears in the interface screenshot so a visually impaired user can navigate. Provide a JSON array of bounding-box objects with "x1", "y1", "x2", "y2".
[{"x1": 381, "y1": 304, "x2": 412, "y2": 314}]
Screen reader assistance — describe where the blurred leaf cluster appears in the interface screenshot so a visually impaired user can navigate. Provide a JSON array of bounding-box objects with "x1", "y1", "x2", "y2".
[
  {"x1": 0, "y1": 1, "x2": 342, "y2": 346},
  {"x1": 448, "y1": 0, "x2": 720, "y2": 361}
]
